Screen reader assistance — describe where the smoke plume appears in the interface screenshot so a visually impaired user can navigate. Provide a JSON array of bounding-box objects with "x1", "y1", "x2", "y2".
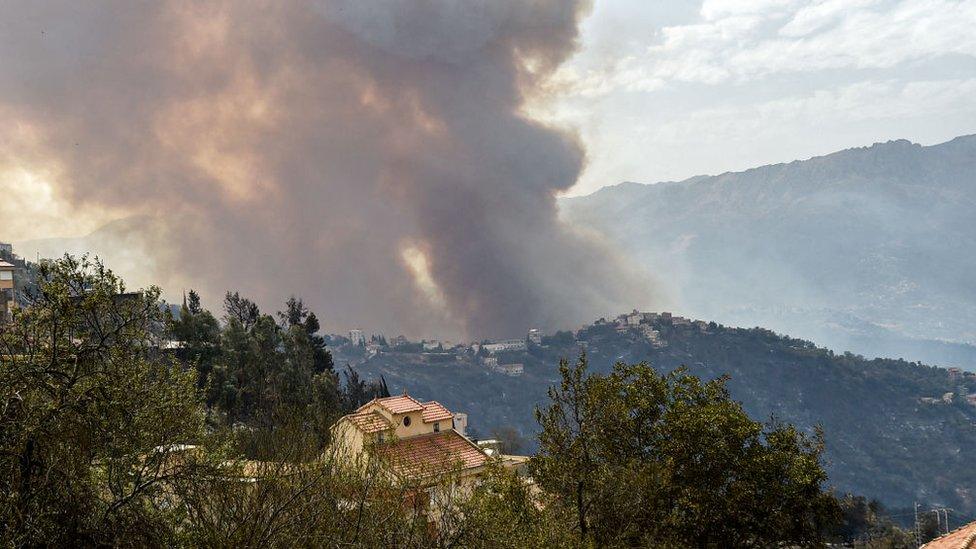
[{"x1": 0, "y1": 0, "x2": 657, "y2": 339}]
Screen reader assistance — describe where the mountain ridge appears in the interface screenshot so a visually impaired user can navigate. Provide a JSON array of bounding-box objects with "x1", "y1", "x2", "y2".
[
  {"x1": 585, "y1": 134, "x2": 975, "y2": 196},
  {"x1": 560, "y1": 133, "x2": 976, "y2": 368}
]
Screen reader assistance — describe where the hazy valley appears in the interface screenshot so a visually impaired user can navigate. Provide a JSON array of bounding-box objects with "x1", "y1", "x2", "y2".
[{"x1": 562, "y1": 136, "x2": 976, "y2": 371}]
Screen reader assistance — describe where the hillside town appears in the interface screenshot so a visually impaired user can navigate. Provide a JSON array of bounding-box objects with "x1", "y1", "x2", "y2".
[
  {"x1": 336, "y1": 310, "x2": 976, "y2": 411},
  {"x1": 332, "y1": 310, "x2": 710, "y2": 378}
]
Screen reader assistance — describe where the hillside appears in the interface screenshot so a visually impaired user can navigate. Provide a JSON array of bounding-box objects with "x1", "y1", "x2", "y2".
[
  {"x1": 346, "y1": 313, "x2": 976, "y2": 513},
  {"x1": 560, "y1": 135, "x2": 976, "y2": 370}
]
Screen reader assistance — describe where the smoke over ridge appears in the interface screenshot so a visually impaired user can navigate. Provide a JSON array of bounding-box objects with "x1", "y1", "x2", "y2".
[{"x1": 0, "y1": 0, "x2": 657, "y2": 339}]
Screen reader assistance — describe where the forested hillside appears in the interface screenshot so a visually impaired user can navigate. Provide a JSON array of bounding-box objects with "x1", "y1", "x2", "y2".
[
  {"x1": 350, "y1": 313, "x2": 976, "y2": 513},
  {"x1": 561, "y1": 135, "x2": 976, "y2": 370}
]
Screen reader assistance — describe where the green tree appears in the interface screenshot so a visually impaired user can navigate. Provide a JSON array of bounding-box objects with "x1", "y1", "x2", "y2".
[
  {"x1": 341, "y1": 365, "x2": 390, "y2": 411},
  {"x1": 532, "y1": 352, "x2": 840, "y2": 547},
  {"x1": 168, "y1": 288, "x2": 221, "y2": 388},
  {"x1": 443, "y1": 463, "x2": 578, "y2": 548},
  {"x1": 223, "y1": 290, "x2": 260, "y2": 331},
  {"x1": 490, "y1": 425, "x2": 527, "y2": 455},
  {"x1": 278, "y1": 296, "x2": 333, "y2": 374},
  {"x1": 0, "y1": 255, "x2": 208, "y2": 546},
  {"x1": 831, "y1": 495, "x2": 915, "y2": 547}
]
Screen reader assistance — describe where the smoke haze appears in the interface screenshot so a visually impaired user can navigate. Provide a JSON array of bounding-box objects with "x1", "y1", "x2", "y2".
[{"x1": 0, "y1": 0, "x2": 657, "y2": 339}]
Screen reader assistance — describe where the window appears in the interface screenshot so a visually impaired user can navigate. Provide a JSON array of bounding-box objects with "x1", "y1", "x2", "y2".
[
  {"x1": 377, "y1": 432, "x2": 385, "y2": 443},
  {"x1": 433, "y1": 422, "x2": 440, "y2": 433},
  {"x1": 403, "y1": 416, "x2": 411, "y2": 427},
  {"x1": 0, "y1": 271, "x2": 11, "y2": 281}
]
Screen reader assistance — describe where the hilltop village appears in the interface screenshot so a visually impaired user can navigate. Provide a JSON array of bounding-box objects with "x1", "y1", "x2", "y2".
[
  {"x1": 333, "y1": 311, "x2": 700, "y2": 378},
  {"x1": 335, "y1": 311, "x2": 976, "y2": 410}
]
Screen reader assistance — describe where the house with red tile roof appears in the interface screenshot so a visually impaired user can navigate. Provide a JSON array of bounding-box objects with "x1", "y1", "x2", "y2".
[
  {"x1": 921, "y1": 520, "x2": 976, "y2": 549},
  {"x1": 331, "y1": 394, "x2": 489, "y2": 484}
]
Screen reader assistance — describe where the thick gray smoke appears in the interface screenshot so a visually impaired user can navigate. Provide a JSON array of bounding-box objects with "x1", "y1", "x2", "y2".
[{"x1": 0, "y1": 0, "x2": 657, "y2": 339}]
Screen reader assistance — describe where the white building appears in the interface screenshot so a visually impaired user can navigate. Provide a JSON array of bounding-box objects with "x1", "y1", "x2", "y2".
[
  {"x1": 348, "y1": 329, "x2": 365, "y2": 346},
  {"x1": 483, "y1": 338, "x2": 527, "y2": 354},
  {"x1": 625, "y1": 311, "x2": 642, "y2": 326},
  {"x1": 527, "y1": 328, "x2": 542, "y2": 345},
  {"x1": 496, "y1": 363, "x2": 524, "y2": 376},
  {"x1": 640, "y1": 324, "x2": 659, "y2": 340}
]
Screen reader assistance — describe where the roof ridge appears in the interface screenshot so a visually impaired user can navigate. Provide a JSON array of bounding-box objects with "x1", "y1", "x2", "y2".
[
  {"x1": 372, "y1": 394, "x2": 424, "y2": 414},
  {"x1": 340, "y1": 409, "x2": 394, "y2": 434},
  {"x1": 353, "y1": 398, "x2": 379, "y2": 413}
]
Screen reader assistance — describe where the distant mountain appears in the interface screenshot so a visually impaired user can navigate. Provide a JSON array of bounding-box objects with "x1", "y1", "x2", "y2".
[
  {"x1": 560, "y1": 135, "x2": 976, "y2": 370},
  {"x1": 348, "y1": 314, "x2": 976, "y2": 514}
]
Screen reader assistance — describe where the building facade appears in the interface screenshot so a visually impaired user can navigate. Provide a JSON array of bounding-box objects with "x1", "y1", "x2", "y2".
[{"x1": 332, "y1": 394, "x2": 489, "y2": 485}]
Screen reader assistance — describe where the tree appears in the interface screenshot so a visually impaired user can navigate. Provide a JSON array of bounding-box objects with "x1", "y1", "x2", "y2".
[
  {"x1": 278, "y1": 296, "x2": 333, "y2": 374},
  {"x1": 341, "y1": 365, "x2": 390, "y2": 411},
  {"x1": 490, "y1": 426, "x2": 527, "y2": 455},
  {"x1": 443, "y1": 463, "x2": 578, "y2": 548},
  {"x1": 223, "y1": 291, "x2": 260, "y2": 331},
  {"x1": 831, "y1": 495, "x2": 915, "y2": 547},
  {"x1": 277, "y1": 295, "x2": 308, "y2": 328},
  {"x1": 168, "y1": 288, "x2": 221, "y2": 387},
  {"x1": 0, "y1": 255, "x2": 208, "y2": 546},
  {"x1": 532, "y1": 352, "x2": 841, "y2": 547}
]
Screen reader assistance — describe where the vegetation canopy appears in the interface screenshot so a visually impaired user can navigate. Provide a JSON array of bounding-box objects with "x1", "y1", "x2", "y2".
[{"x1": 2, "y1": 255, "x2": 922, "y2": 547}]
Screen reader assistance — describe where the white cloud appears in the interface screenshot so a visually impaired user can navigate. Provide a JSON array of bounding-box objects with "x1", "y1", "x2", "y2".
[
  {"x1": 562, "y1": 0, "x2": 976, "y2": 94},
  {"x1": 780, "y1": 0, "x2": 880, "y2": 37},
  {"x1": 646, "y1": 78, "x2": 976, "y2": 144},
  {"x1": 700, "y1": 0, "x2": 800, "y2": 21}
]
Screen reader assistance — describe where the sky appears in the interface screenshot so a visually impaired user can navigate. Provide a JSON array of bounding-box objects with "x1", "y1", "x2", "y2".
[
  {"x1": 1, "y1": 0, "x2": 974, "y2": 337},
  {"x1": 543, "y1": 0, "x2": 976, "y2": 195}
]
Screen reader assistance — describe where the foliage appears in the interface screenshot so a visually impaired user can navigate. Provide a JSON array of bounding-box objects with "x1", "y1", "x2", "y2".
[
  {"x1": 444, "y1": 463, "x2": 578, "y2": 548},
  {"x1": 489, "y1": 425, "x2": 527, "y2": 455},
  {"x1": 830, "y1": 495, "x2": 916, "y2": 547},
  {"x1": 0, "y1": 255, "x2": 208, "y2": 545},
  {"x1": 532, "y1": 352, "x2": 841, "y2": 547},
  {"x1": 167, "y1": 289, "x2": 350, "y2": 442}
]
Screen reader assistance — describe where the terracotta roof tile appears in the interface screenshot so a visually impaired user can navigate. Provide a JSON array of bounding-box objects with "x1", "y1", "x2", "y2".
[
  {"x1": 359, "y1": 395, "x2": 425, "y2": 414},
  {"x1": 345, "y1": 410, "x2": 393, "y2": 433},
  {"x1": 922, "y1": 520, "x2": 976, "y2": 549},
  {"x1": 421, "y1": 401, "x2": 453, "y2": 423},
  {"x1": 377, "y1": 430, "x2": 488, "y2": 479}
]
